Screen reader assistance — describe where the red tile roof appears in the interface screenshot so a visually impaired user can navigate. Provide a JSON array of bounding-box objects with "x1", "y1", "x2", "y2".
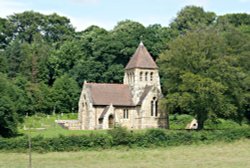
[
  {"x1": 125, "y1": 42, "x2": 158, "y2": 70},
  {"x1": 86, "y1": 83, "x2": 135, "y2": 106}
]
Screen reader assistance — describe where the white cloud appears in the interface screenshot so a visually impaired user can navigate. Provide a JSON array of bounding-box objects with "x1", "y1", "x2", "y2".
[
  {"x1": 0, "y1": 0, "x2": 106, "y2": 31},
  {"x1": 180, "y1": 0, "x2": 209, "y2": 8},
  {"x1": 132, "y1": 15, "x2": 172, "y2": 28},
  {"x1": 68, "y1": 16, "x2": 114, "y2": 31},
  {"x1": 0, "y1": 1, "x2": 28, "y2": 18}
]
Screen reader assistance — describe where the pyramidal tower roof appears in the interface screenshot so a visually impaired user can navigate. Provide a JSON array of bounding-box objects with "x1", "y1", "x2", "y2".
[{"x1": 125, "y1": 42, "x2": 158, "y2": 70}]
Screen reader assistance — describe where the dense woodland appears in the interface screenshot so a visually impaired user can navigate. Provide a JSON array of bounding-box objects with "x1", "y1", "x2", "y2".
[{"x1": 0, "y1": 6, "x2": 250, "y2": 136}]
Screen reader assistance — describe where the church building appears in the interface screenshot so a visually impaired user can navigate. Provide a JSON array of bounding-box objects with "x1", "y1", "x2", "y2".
[{"x1": 77, "y1": 42, "x2": 167, "y2": 130}]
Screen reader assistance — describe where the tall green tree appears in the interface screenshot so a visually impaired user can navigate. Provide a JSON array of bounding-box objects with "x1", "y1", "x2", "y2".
[
  {"x1": 170, "y1": 6, "x2": 216, "y2": 33},
  {"x1": 217, "y1": 13, "x2": 250, "y2": 27},
  {"x1": 0, "y1": 73, "x2": 19, "y2": 137},
  {"x1": 19, "y1": 34, "x2": 51, "y2": 83},
  {"x1": 13, "y1": 76, "x2": 53, "y2": 115},
  {"x1": 111, "y1": 20, "x2": 147, "y2": 65},
  {"x1": 158, "y1": 28, "x2": 246, "y2": 129},
  {"x1": 0, "y1": 17, "x2": 10, "y2": 49},
  {"x1": 143, "y1": 24, "x2": 174, "y2": 59},
  {"x1": 5, "y1": 39, "x2": 26, "y2": 78},
  {"x1": 6, "y1": 11, "x2": 75, "y2": 44},
  {"x1": 70, "y1": 60, "x2": 105, "y2": 86},
  {"x1": 51, "y1": 74, "x2": 79, "y2": 113},
  {"x1": 0, "y1": 51, "x2": 7, "y2": 73}
]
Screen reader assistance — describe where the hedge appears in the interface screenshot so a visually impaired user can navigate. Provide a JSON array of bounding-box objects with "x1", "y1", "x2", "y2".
[{"x1": 0, "y1": 127, "x2": 250, "y2": 152}]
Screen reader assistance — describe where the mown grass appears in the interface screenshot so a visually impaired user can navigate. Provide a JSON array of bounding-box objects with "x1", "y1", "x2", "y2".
[
  {"x1": 0, "y1": 139, "x2": 249, "y2": 168},
  {"x1": 19, "y1": 113, "x2": 106, "y2": 137},
  {"x1": 169, "y1": 114, "x2": 249, "y2": 130},
  {"x1": 19, "y1": 113, "x2": 249, "y2": 138}
]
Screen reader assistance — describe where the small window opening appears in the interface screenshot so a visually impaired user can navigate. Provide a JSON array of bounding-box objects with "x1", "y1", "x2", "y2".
[
  {"x1": 140, "y1": 72, "x2": 143, "y2": 81},
  {"x1": 145, "y1": 72, "x2": 148, "y2": 81},
  {"x1": 150, "y1": 72, "x2": 153, "y2": 81},
  {"x1": 123, "y1": 109, "x2": 129, "y2": 119}
]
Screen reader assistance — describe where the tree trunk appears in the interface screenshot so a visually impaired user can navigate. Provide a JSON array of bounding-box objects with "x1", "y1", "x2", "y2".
[
  {"x1": 197, "y1": 119, "x2": 204, "y2": 130},
  {"x1": 197, "y1": 113, "x2": 205, "y2": 130}
]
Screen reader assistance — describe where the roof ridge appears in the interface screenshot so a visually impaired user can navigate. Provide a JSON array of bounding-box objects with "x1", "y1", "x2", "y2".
[{"x1": 86, "y1": 82, "x2": 135, "y2": 106}]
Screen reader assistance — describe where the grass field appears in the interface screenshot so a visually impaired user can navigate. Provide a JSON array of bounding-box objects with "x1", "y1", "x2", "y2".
[
  {"x1": 19, "y1": 113, "x2": 249, "y2": 138},
  {"x1": 0, "y1": 139, "x2": 249, "y2": 168},
  {"x1": 19, "y1": 113, "x2": 106, "y2": 137}
]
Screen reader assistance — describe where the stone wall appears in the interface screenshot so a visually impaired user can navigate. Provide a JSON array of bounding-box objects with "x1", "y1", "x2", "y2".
[{"x1": 124, "y1": 68, "x2": 161, "y2": 104}]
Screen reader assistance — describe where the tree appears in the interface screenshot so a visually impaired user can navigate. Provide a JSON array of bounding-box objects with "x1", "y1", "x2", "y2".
[
  {"x1": 102, "y1": 64, "x2": 124, "y2": 83},
  {"x1": 19, "y1": 34, "x2": 51, "y2": 83},
  {"x1": 43, "y1": 13, "x2": 75, "y2": 43},
  {"x1": 49, "y1": 39, "x2": 85, "y2": 77},
  {"x1": 0, "y1": 73, "x2": 19, "y2": 137},
  {"x1": 111, "y1": 20, "x2": 147, "y2": 65},
  {"x1": 12, "y1": 76, "x2": 53, "y2": 115},
  {"x1": 176, "y1": 73, "x2": 236, "y2": 129},
  {"x1": 170, "y1": 6, "x2": 216, "y2": 33},
  {"x1": 217, "y1": 13, "x2": 250, "y2": 27},
  {"x1": 0, "y1": 51, "x2": 7, "y2": 73},
  {"x1": 0, "y1": 17, "x2": 10, "y2": 49},
  {"x1": 6, "y1": 11, "x2": 75, "y2": 44},
  {"x1": 51, "y1": 74, "x2": 80, "y2": 113},
  {"x1": 5, "y1": 39, "x2": 26, "y2": 78},
  {"x1": 70, "y1": 60, "x2": 105, "y2": 86},
  {"x1": 158, "y1": 28, "x2": 245, "y2": 129},
  {"x1": 143, "y1": 24, "x2": 174, "y2": 59}
]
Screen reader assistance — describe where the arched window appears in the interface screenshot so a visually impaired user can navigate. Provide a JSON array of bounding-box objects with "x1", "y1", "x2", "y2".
[
  {"x1": 151, "y1": 97, "x2": 158, "y2": 117},
  {"x1": 151, "y1": 101, "x2": 154, "y2": 116},
  {"x1": 99, "y1": 118, "x2": 103, "y2": 124},
  {"x1": 140, "y1": 72, "x2": 143, "y2": 81},
  {"x1": 130, "y1": 73, "x2": 132, "y2": 83},
  {"x1": 127, "y1": 73, "x2": 130, "y2": 82},
  {"x1": 131, "y1": 72, "x2": 135, "y2": 83},
  {"x1": 133, "y1": 73, "x2": 135, "y2": 83},
  {"x1": 150, "y1": 72, "x2": 153, "y2": 81},
  {"x1": 155, "y1": 100, "x2": 158, "y2": 116},
  {"x1": 145, "y1": 72, "x2": 148, "y2": 81}
]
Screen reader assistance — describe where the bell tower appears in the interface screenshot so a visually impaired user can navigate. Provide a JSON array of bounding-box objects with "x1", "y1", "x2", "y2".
[{"x1": 123, "y1": 42, "x2": 161, "y2": 104}]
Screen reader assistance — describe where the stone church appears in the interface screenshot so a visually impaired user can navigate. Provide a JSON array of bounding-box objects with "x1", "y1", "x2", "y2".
[
  {"x1": 77, "y1": 41, "x2": 167, "y2": 130},
  {"x1": 57, "y1": 42, "x2": 167, "y2": 130}
]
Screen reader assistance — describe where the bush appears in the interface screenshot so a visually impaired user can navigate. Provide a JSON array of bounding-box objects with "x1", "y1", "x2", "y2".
[
  {"x1": 0, "y1": 127, "x2": 250, "y2": 152},
  {"x1": 205, "y1": 118, "x2": 247, "y2": 129},
  {"x1": 107, "y1": 126, "x2": 132, "y2": 146},
  {"x1": 144, "y1": 129, "x2": 168, "y2": 145}
]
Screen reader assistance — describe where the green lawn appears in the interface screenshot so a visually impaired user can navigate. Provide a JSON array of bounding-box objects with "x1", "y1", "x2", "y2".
[
  {"x1": 19, "y1": 113, "x2": 106, "y2": 137},
  {"x1": 20, "y1": 113, "x2": 249, "y2": 138},
  {"x1": 0, "y1": 139, "x2": 250, "y2": 168}
]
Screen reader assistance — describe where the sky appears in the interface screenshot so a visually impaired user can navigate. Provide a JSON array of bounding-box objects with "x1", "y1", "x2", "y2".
[{"x1": 1, "y1": 0, "x2": 250, "y2": 31}]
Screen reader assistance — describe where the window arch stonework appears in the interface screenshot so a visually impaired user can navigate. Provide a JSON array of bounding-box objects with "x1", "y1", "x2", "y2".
[
  {"x1": 150, "y1": 72, "x2": 153, "y2": 81},
  {"x1": 145, "y1": 72, "x2": 148, "y2": 81},
  {"x1": 140, "y1": 72, "x2": 143, "y2": 81},
  {"x1": 151, "y1": 97, "x2": 158, "y2": 117}
]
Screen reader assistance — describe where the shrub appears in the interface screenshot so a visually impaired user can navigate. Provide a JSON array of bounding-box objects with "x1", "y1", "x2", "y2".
[
  {"x1": 144, "y1": 129, "x2": 168, "y2": 145},
  {"x1": 0, "y1": 127, "x2": 250, "y2": 152},
  {"x1": 107, "y1": 126, "x2": 132, "y2": 146}
]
